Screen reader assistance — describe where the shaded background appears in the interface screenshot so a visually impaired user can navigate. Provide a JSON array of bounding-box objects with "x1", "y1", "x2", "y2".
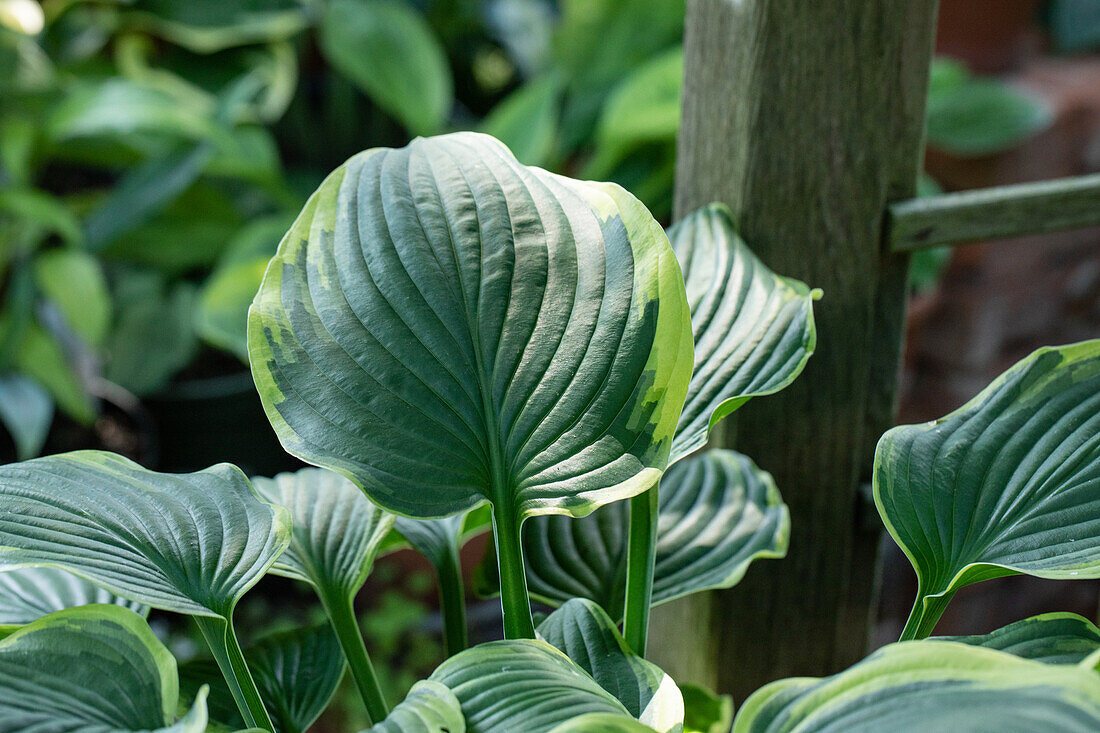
[{"x1": 0, "y1": 0, "x2": 1097, "y2": 728}]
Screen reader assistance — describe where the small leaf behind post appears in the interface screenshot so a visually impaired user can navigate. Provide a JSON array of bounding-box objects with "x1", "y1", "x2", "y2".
[{"x1": 875, "y1": 340, "x2": 1100, "y2": 640}]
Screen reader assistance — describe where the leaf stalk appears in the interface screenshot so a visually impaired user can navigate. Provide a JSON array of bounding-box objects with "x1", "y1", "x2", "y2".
[
  {"x1": 623, "y1": 486, "x2": 659, "y2": 655},
  {"x1": 193, "y1": 615, "x2": 275, "y2": 732},
  {"x1": 317, "y1": 586, "x2": 390, "y2": 725}
]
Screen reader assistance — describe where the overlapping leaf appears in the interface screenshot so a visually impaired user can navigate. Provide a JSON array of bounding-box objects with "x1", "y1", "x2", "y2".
[
  {"x1": 733, "y1": 641, "x2": 1100, "y2": 732},
  {"x1": 248, "y1": 131, "x2": 693, "y2": 524},
  {"x1": 0, "y1": 566, "x2": 148, "y2": 634},
  {"x1": 538, "y1": 599, "x2": 683, "y2": 732},
  {"x1": 521, "y1": 449, "x2": 788, "y2": 618},
  {"x1": 254, "y1": 467, "x2": 394, "y2": 598},
  {"x1": 667, "y1": 203, "x2": 817, "y2": 463},
  {"x1": 875, "y1": 341, "x2": 1100, "y2": 638},
  {"x1": 937, "y1": 613, "x2": 1100, "y2": 665},
  {"x1": 0, "y1": 450, "x2": 290, "y2": 618},
  {"x1": 181, "y1": 624, "x2": 345, "y2": 733},
  {"x1": 429, "y1": 639, "x2": 636, "y2": 733},
  {"x1": 365, "y1": 680, "x2": 465, "y2": 733},
  {"x1": 0, "y1": 605, "x2": 208, "y2": 732}
]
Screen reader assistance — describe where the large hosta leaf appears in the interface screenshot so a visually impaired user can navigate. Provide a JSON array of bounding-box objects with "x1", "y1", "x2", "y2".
[
  {"x1": 667, "y1": 203, "x2": 817, "y2": 463},
  {"x1": 549, "y1": 716, "x2": 657, "y2": 733},
  {"x1": 366, "y1": 680, "x2": 465, "y2": 733},
  {"x1": 937, "y1": 613, "x2": 1100, "y2": 665},
  {"x1": 0, "y1": 566, "x2": 148, "y2": 633},
  {"x1": 429, "y1": 640, "x2": 636, "y2": 733},
  {"x1": 538, "y1": 599, "x2": 683, "y2": 732},
  {"x1": 249, "y1": 131, "x2": 692, "y2": 522},
  {"x1": 180, "y1": 624, "x2": 345, "y2": 733},
  {"x1": 734, "y1": 641, "x2": 1100, "y2": 732},
  {"x1": 0, "y1": 451, "x2": 290, "y2": 618},
  {"x1": 0, "y1": 605, "x2": 208, "y2": 732},
  {"x1": 521, "y1": 449, "x2": 788, "y2": 617},
  {"x1": 875, "y1": 341, "x2": 1100, "y2": 639}
]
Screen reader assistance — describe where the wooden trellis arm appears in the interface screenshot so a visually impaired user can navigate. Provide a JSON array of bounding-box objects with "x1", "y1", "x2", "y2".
[{"x1": 888, "y1": 173, "x2": 1100, "y2": 252}]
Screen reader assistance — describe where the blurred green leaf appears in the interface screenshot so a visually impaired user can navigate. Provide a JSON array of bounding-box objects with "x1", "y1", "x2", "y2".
[
  {"x1": 100, "y1": 182, "x2": 243, "y2": 273},
  {"x1": 14, "y1": 323, "x2": 94, "y2": 423},
  {"x1": 0, "y1": 373, "x2": 52, "y2": 459},
  {"x1": 681, "y1": 684, "x2": 733, "y2": 733},
  {"x1": 585, "y1": 46, "x2": 682, "y2": 180},
  {"x1": 553, "y1": 0, "x2": 685, "y2": 148},
  {"x1": 47, "y1": 78, "x2": 221, "y2": 144},
  {"x1": 105, "y1": 273, "x2": 198, "y2": 395},
  {"x1": 481, "y1": 75, "x2": 562, "y2": 166},
  {"x1": 320, "y1": 0, "x2": 453, "y2": 135},
  {"x1": 123, "y1": 0, "x2": 309, "y2": 54},
  {"x1": 33, "y1": 249, "x2": 111, "y2": 346},
  {"x1": 926, "y1": 58, "x2": 1052, "y2": 156},
  {"x1": 0, "y1": 187, "x2": 82, "y2": 248}
]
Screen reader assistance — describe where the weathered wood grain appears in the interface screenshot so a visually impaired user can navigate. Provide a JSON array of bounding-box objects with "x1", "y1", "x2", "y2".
[{"x1": 649, "y1": 0, "x2": 938, "y2": 699}]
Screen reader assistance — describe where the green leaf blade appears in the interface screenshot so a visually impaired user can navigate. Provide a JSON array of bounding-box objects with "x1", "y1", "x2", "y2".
[
  {"x1": 0, "y1": 566, "x2": 149, "y2": 629},
  {"x1": 0, "y1": 450, "x2": 290, "y2": 619},
  {"x1": 668, "y1": 203, "x2": 818, "y2": 463},
  {"x1": 0, "y1": 604, "x2": 206, "y2": 732},
  {"x1": 521, "y1": 449, "x2": 788, "y2": 616},
  {"x1": 875, "y1": 340, "x2": 1100, "y2": 636},
  {"x1": 538, "y1": 599, "x2": 683, "y2": 732},
  {"x1": 366, "y1": 680, "x2": 465, "y2": 733},
  {"x1": 320, "y1": 0, "x2": 452, "y2": 135},
  {"x1": 734, "y1": 641, "x2": 1100, "y2": 733},
  {"x1": 429, "y1": 639, "x2": 635, "y2": 733},
  {"x1": 248, "y1": 131, "x2": 694, "y2": 524},
  {"x1": 936, "y1": 612, "x2": 1100, "y2": 665}
]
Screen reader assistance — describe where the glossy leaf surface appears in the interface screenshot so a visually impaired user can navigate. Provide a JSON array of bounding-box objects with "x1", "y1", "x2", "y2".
[
  {"x1": 667, "y1": 203, "x2": 817, "y2": 463},
  {"x1": 429, "y1": 639, "x2": 635, "y2": 733},
  {"x1": 0, "y1": 450, "x2": 290, "y2": 618},
  {"x1": 734, "y1": 641, "x2": 1100, "y2": 732},
  {"x1": 875, "y1": 341, "x2": 1100, "y2": 638},
  {"x1": 366, "y1": 680, "x2": 465, "y2": 733},
  {"x1": 254, "y1": 467, "x2": 394, "y2": 598},
  {"x1": 937, "y1": 613, "x2": 1100, "y2": 665},
  {"x1": 522, "y1": 449, "x2": 788, "y2": 616},
  {"x1": 0, "y1": 605, "x2": 208, "y2": 732},
  {"x1": 538, "y1": 599, "x2": 683, "y2": 732},
  {"x1": 0, "y1": 566, "x2": 148, "y2": 632},
  {"x1": 249, "y1": 131, "x2": 693, "y2": 522}
]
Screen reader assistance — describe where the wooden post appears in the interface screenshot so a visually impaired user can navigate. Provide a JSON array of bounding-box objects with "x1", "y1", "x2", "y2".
[{"x1": 649, "y1": 0, "x2": 939, "y2": 698}]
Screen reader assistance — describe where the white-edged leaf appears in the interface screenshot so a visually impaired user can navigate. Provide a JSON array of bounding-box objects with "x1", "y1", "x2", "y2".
[
  {"x1": 248, "y1": 131, "x2": 693, "y2": 525},
  {"x1": 538, "y1": 599, "x2": 683, "y2": 732},
  {"x1": 365, "y1": 680, "x2": 465, "y2": 733},
  {"x1": 734, "y1": 640, "x2": 1100, "y2": 732},
  {"x1": 0, "y1": 566, "x2": 148, "y2": 632},
  {"x1": 0, "y1": 450, "x2": 290, "y2": 619},
  {"x1": 429, "y1": 639, "x2": 636, "y2": 733},
  {"x1": 668, "y1": 202, "x2": 818, "y2": 463},
  {"x1": 521, "y1": 449, "x2": 788, "y2": 617},
  {"x1": 875, "y1": 340, "x2": 1100, "y2": 638},
  {"x1": 0, "y1": 604, "x2": 208, "y2": 732},
  {"x1": 937, "y1": 613, "x2": 1100, "y2": 665}
]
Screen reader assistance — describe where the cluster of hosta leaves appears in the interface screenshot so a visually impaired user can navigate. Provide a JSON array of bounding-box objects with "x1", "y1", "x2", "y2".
[{"x1": 1, "y1": 132, "x2": 1099, "y2": 733}]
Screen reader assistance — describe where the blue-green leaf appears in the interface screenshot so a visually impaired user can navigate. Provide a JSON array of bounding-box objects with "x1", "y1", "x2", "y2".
[{"x1": 875, "y1": 341, "x2": 1100, "y2": 639}]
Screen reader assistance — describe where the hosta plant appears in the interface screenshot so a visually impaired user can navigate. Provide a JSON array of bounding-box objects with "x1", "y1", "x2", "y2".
[{"x1": 0, "y1": 132, "x2": 1098, "y2": 732}]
